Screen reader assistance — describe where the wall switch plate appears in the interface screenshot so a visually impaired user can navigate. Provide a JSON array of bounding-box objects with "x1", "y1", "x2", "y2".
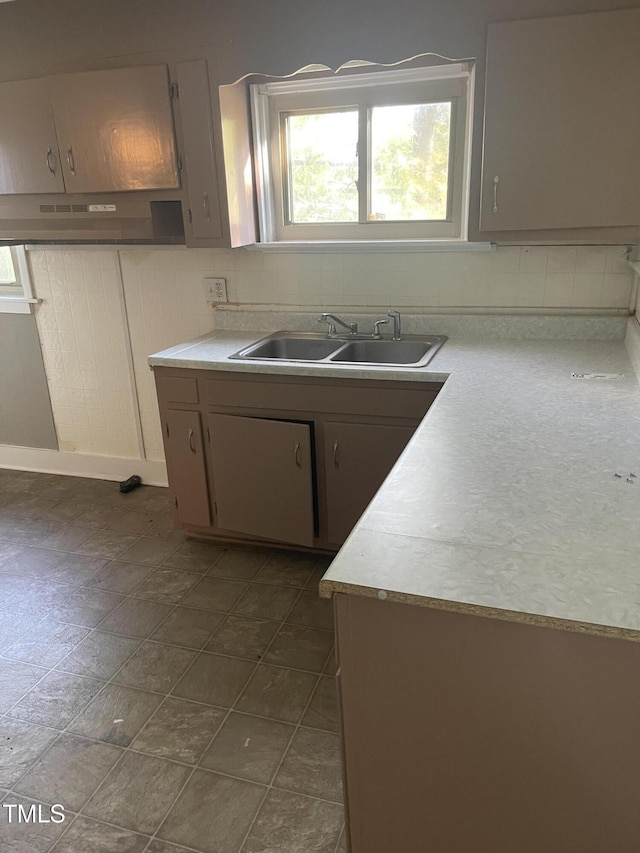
[{"x1": 203, "y1": 277, "x2": 228, "y2": 302}]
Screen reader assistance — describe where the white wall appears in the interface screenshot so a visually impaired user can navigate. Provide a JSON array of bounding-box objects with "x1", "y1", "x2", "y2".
[{"x1": 27, "y1": 244, "x2": 634, "y2": 468}]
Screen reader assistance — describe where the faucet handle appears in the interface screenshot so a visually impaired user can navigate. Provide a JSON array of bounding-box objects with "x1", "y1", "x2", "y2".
[
  {"x1": 387, "y1": 309, "x2": 402, "y2": 340},
  {"x1": 372, "y1": 318, "x2": 390, "y2": 338}
]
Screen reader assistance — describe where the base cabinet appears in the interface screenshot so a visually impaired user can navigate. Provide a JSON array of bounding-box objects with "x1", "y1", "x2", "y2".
[{"x1": 154, "y1": 367, "x2": 440, "y2": 550}]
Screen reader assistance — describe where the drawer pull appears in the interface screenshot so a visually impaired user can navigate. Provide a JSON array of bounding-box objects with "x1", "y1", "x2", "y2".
[
  {"x1": 492, "y1": 175, "x2": 499, "y2": 214},
  {"x1": 294, "y1": 442, "x2": 301, "y2": 468},
  {"x1": 188, "y1": 427, "x2": 196, "y2": 454},
  {"x1": 67, "y1": 146, "x2": 76, "y2": 176},
  {"x1": 333, "y1": 440, "x2": 339, "y2": 469},
  {"x1": 46, "y1": 148, "x2": 56, "y2": 176}
]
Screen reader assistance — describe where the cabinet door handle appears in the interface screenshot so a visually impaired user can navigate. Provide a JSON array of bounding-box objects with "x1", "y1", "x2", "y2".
[
  {"x1": 294, "y1": 442, "x2": 301, "y2": 469},
  {"x1": 188, "y1": 427, "x2": 196, "y2": 454},
  {"x1": 333, "y1": 440, "x2": 339, "y2": 469},
  {"x1": 46, "y1": 148, "x2": 56, "y2": 176},
  {"x1": 202, "y1": 191, "x2": 210, "y2": 220},
  {"x1": 67, "y1": 146, "x2": 76, "y2": 176},
  {"x1": 492, "y1": 175, "x2": 499, "y2": 214}
]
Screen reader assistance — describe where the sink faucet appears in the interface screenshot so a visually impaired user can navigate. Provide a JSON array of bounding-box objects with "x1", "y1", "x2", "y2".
[
  {"x1": 319, "y1": 313, "x2": 359, "y2": 337},
  {"x1": 388, "y1": 309, "x2": 402, "y2": 340}
]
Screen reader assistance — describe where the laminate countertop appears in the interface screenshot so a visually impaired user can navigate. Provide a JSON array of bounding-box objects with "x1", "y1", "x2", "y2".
[{"x1": 150, "y1": 324, "x2": 640, "y2": 641}]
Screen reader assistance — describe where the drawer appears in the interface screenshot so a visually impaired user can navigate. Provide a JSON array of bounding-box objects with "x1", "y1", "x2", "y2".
[{"x1": 156, "y1": 374, "x2": 199, "y2": 405}]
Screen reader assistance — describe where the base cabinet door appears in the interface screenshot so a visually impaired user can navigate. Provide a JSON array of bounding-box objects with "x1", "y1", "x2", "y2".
[
  {"x1": 207, "y1": 413, "x2": 315, "y2": 547},
  {"x1": 324, "y1": 421, "x2": 414, "y2": 545},
  {"x1": 162, "y1": 409, "x2": 211, "y2": 527}
]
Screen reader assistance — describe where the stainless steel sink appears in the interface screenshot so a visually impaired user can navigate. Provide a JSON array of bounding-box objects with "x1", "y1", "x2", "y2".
[{"x1": 230, "y1": 332, "x2": 447, "y2": 368}]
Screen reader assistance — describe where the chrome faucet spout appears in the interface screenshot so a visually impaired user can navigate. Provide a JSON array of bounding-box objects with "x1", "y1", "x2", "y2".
[
  {"x1": 319, "y1": 313, "x2": 359, "y2": 337},
  {"x1": 387, "y1": 309, "x2": 402, "y2": 340}
]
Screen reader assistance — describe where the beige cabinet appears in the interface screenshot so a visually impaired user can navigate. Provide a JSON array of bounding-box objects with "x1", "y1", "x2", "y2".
[
  {"x1": 481, "y1": 8, "x2": 640, "y2": 232},
  {"x1": 52, "y1": 65, "x2": 179, "y2": 194},
  {"x1": 175, "y1": 60, "x2": 223, "y2": 244},
  {"x1": 324, "y1": 421, "x2": 414, "y2": 545},
  {"x1": 208, "y1": 413, "x2": 315, "y2": 547},
  {"x1": 0, "y1": 78, "x2": 65, "y2": 194},
  {"x1": 162, "y1": 408, "x2": 211, "y2": 528},
  {"x1": 154, "y1": 367, "x2": 440, "y2": 550}
]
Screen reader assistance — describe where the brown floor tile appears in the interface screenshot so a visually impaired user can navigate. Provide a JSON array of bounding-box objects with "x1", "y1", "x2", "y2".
[
  {"x1": 146, "y1": 841, "x2": 194, "y2": 853},
  {"x1": 255, "y1": 551, "x2": 320, "y2": 588},
  {"x1": 286, "y1": 590, "x2": 334, "y2": 631},
  {"x1": 263, "y1": 624, "x2": 334, "y2": 673},
  {"x1": 0, "y1": 606, "x2": 37, "y2": 652},
  {"x1": 324, "y1": 647, "x2": 337, "y2": 675},
  {"x1": 131, "y1": 697, "x2": 225, "y2": 764},
  {"x1": 57, "y1": 631, "x2": 142, "y2": 680},
  {"x1": 75, "y1": 530, "x2": 140, "y2": 560},
  {"x1": 84, "y1": 752, "x2": 191, "y2": 835},
  {"x1": 0, "y1": 541, "x2": 27, "y2": 569},
  {"x1": 68, "y1": 684, "x2": 163, "y2": 746},
  {"x1": 232, "y1": 583, "x2": 300, "y2": 622},
  {"x1": 242, "y1": 789, "x2": 343, "y2": 853},
  {"x1": 162, "y1": 539, "x2": 224, "y2": 573},
  {"x1": 274, "y1": 728, "x2": 343, "y2": 803},
  {"x1": 6, "y1": 548, "x2": 65, "y2": 581},
  {"x1": 45, "y1": 554, "x2": 110, "y2": 586},
  {"x1": 150, "y1": 606, "x2": 225, "y2": 649},
  {"x1": 7, "y1": 671, "x2": 103, "y2": 729},
  {"x1": 158, "y1": 768, "x2": 266, "y2": 853},
  {"x1": 180, "y1": 576, "x2": 248, "y2": 613},
  {"x1": 108, "y1": 509, "x2": 166, "y2": 535},
  {"x1": 0, "y1": 658, "x2": 47, "y2": 713},
  {"x1": 204, "y1": 615, "x2": 279, "y2": 661},
  {"x1": 236, "y1": 665, "x2": 318, "y2": 724},
  {"x1": 172, "y1": 652, "x2": 254, "y2": 707},
  {"x1": 0, "y1": 518, "x2": 62, "y2": 546},
  {"x1": 301, "y1": 676, "x2": 340, "y2": 732},
  {"x1": 51, "y1": 816, "x2": 149, "y2": 853},
  {"x1": 97, "y1": 598, "x2": 174, "y2": 638},
  {"x1": 0, "y1": 717, "x2": 57, "y2": 788},
  {"x1": 85, "y1": 560, "x2": 156, "y2": 594},
  {"x1": 131, "y1": 567, "x2": 199, "y2": 604},
  {"x1": 50, "y1": 588, "x2": 125, "y2": 627},
  {"x1": 72, "y1": 506, "x2": 128, "y2": 529},
  {"x1": 14, "y1": 733, "x2": 122, "y2": 811},
  {"x1": 113, "y1": 641, "x2": 197, "y2": 693},
  {"x1": 201, "y1": 711, "x2": 294, "y2": 784},
  {"x1": 0, "y1": 793, "x2": 68, "y2": 852},
  {"x1": 3, "y1": 618, "x2": 89, "y2": 667},
  {"x1": 117, "y1": 537, "x2": 179, "y2": 567},
  {"x1": 145, "y1": 513, "x2": 188, "y2": 542},
  {"x1": 207, "y1": 548, "x2": 268, "y2": 581},
  {"x1": 39, "y1": 526, "x2": 95, "y2": 551}
]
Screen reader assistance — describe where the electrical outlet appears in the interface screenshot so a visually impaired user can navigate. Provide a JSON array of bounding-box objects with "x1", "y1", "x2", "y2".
[{"x1": 203, "y1": 277, "x2": 228, "y2": 303}]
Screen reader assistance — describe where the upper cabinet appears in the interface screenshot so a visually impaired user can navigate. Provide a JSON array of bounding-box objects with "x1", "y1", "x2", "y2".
[
  {"x1": 51, "y1": 65, "x2": 179, "y2": 194},
  {"x1": 480, "y1": 8, "x2": 640, "y2": 232},
  {"x1": 0, "y1": 78, "x2": 65, "y2": 194},
  {"x1": 0, "y1": 64, "x2": 179, "y2": 196}
]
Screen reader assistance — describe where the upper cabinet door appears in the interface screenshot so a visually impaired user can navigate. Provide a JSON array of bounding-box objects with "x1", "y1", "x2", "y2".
[
  {"x1": 52, "y1": 64, "x2": 180, "y2": 193},
  {"x1": 0, "y1": 78, "x2": 65, "y2": 194},
  {"x1": 481, "y1": 8, "x2": 640, "y2": 232},
  {"x1": 175, "y1": 60, "x2": 223, "y2": 244}
]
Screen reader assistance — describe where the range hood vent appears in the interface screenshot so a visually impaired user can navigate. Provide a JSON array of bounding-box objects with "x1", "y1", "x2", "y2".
[{"x1": 39, "y1": 204, "x2": 90, "y2": 214}]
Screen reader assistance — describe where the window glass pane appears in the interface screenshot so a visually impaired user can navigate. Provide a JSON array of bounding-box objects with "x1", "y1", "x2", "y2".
[
  {"x1": 0, "y1": 247, "x2": 17, "y2": 284},
  {"x1": 285, "y1": 110, "x2": 358, "y2": 223},
  {"x1": 370, "y1": 102, "x2": 451, "y2": 221}
]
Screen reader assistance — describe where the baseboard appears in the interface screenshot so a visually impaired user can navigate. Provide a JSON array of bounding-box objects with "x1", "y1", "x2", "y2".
[
  {"x1": 624, "y1": 316, "x2": 640, "y2": 383},
  {"x1": 0, "y1": 445, "x2": 168, "y2": 487}
]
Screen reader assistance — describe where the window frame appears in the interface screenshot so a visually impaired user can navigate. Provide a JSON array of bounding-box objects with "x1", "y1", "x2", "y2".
[
  {"x1": 0, "y1": 246, "x2": 37, "y2": 314},
  {"x1": 251, "y1": 63, "x2": 474, "y2": 244}
]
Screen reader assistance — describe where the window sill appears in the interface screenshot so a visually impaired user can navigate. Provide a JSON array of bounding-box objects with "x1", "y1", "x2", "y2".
[
  {"x1": 246, "y1": 241, "x2": 494, "y2": 253},
  {"x1": 0, "y1": 297, "x2": 39, "y2": 315}
]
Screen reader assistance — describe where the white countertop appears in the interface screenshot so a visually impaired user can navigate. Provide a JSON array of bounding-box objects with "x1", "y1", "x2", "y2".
[{"x1": 150, "y1": 323, "x2": 640, "y2": 641}]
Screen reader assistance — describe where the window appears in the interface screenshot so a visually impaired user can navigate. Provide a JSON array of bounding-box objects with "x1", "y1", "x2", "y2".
[
  {"x1": 0, "y1": 246, "x2": 36, "y2": 313},
  {"x1": 251, "y1": 63, "x2": 473, "y2": 243}
]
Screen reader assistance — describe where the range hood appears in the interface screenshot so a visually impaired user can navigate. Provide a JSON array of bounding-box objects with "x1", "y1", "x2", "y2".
[{"x1": 0, "y1": 193, "x2": 185, "y2": 243}]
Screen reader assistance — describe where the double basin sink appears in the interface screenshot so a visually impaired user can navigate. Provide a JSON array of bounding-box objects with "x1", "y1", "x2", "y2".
[{"x1": 230, "y1": 332, "x2": 447, "y2": 368}]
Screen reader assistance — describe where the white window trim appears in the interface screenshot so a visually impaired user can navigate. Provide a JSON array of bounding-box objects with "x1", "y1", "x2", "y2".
[
  {"x1": 0, "y1": 246, "x2": 39, "y2": 314},
  {"x1": 251, "y1": 62, "x2": 474, "y2": 245}
]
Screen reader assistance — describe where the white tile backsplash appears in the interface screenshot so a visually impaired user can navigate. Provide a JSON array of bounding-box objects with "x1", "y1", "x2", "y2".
[{"x1": 25, "y1": 244, "x2": 634, "y2": 465}]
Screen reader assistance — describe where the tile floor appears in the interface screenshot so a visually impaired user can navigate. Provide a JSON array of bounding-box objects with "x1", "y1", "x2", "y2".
[{"x1": 0, "y1": 469, "x2": 345, "y2": 853}]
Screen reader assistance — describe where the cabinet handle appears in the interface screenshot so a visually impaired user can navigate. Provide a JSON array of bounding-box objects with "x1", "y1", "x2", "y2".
[
  {"x1": 202, "y1": 191, "x2": 210, "y2": 220},
  {"x1": 188, "y1": 427, "x2": 196, "y2": 454},
  {"x1": 46, "y1": 148, "x2": 56, "y2": 177},
  {"x1": 333, "y1": 440, "x2": 339, "y2": 469},
  {"x1": 294, "y1": 442, "x2": 301, "y2": 469},
  {"x1": 492, "y1": 175, "x2": 499, "y2": 214},
  {"x1": 67, "y1": 146, "x2": 76, "y2": 176}
]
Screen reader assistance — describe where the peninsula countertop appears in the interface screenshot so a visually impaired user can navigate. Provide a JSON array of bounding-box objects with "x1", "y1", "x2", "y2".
[{"x1": 149, "y1": 325, "x2": 640, "y2": 641}]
